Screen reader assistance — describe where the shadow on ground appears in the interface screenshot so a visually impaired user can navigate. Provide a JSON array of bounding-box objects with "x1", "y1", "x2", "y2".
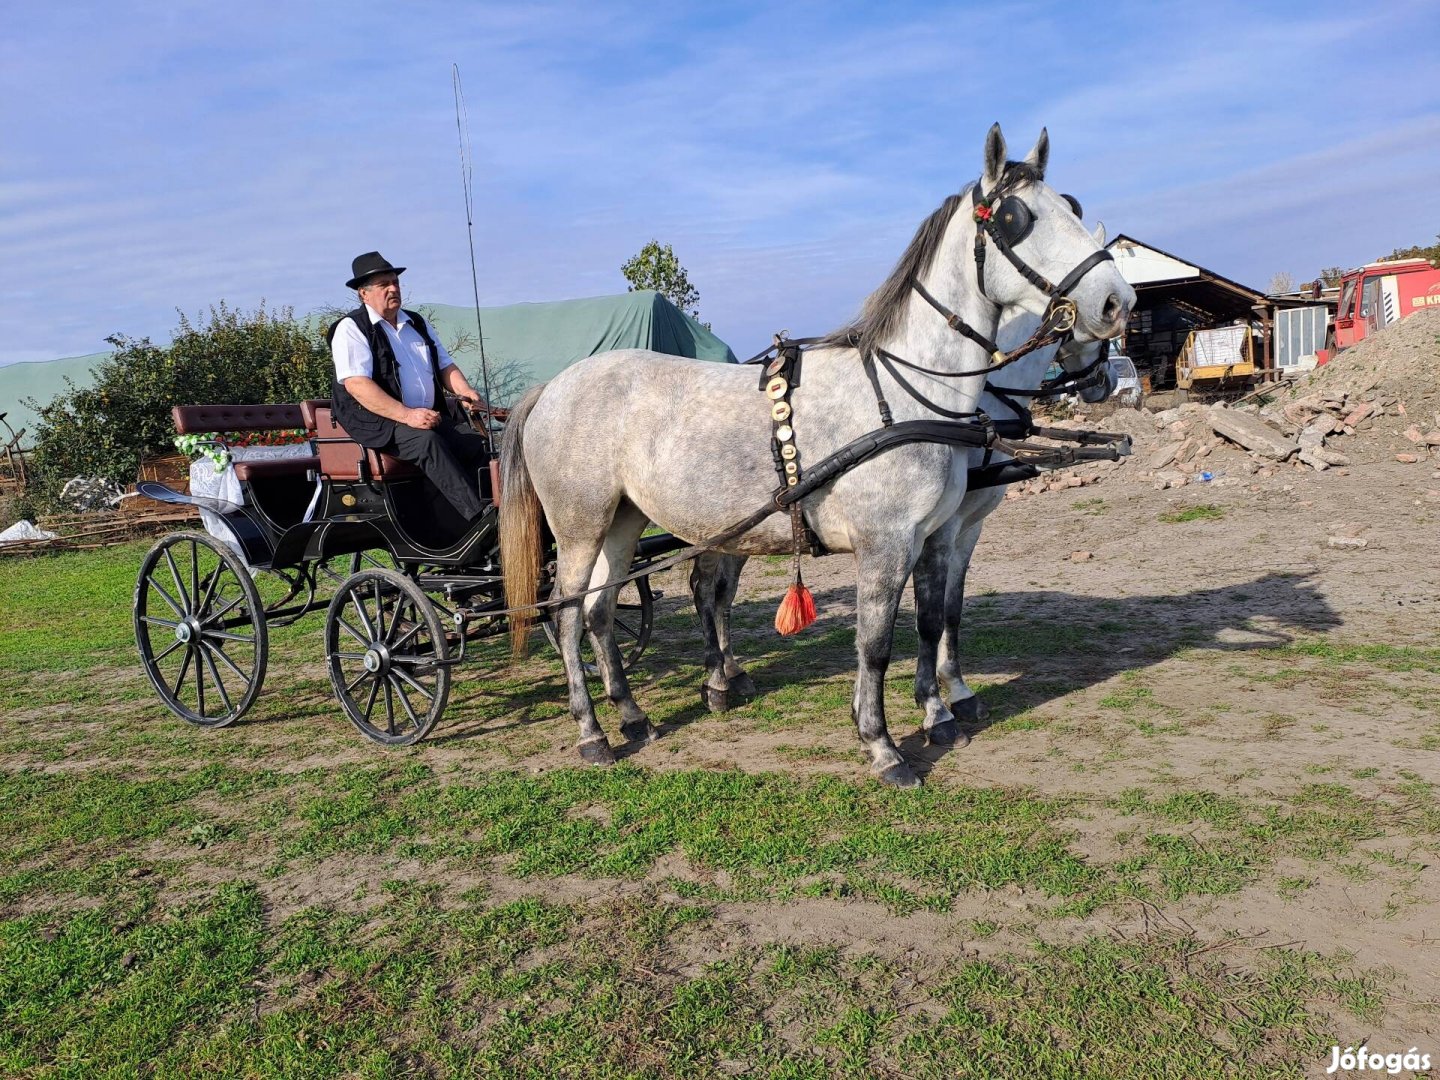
[{"x1": 430, "y1": 570, "x2": 1339, "y2": 767}]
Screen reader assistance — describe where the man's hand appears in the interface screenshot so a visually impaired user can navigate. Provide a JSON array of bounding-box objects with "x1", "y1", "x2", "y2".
[
  {"x1": 405, "y1": 407, "x2": 442, "y2": 430},
  {"x1": 456, "y1": 393, "x2": 483, "y2": 412}
]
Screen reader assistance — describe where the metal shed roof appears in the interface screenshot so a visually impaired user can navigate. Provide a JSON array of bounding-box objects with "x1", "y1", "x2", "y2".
[{"x1": 1107, "y1": 234, "x2": 1267, "y2": 321}]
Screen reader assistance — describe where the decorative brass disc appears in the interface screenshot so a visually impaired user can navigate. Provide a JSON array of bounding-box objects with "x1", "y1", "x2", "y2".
[
  {"x1": 771, "y1": 401, "x2": 792, "y2": 422},
  {"x1": 765, "y1": 376, "x2": 789, "y2": 400},
  {"x1": 780, "y1": 443, "x2": 797, "y2": 460},
  {"x1": 775, "y1": 424, "x2": 793, "y2": 442}
]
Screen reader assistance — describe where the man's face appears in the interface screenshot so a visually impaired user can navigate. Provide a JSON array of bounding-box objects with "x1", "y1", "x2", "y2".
[{"x1": 359, "y1": 274, "x2": 402, "y2": 319}]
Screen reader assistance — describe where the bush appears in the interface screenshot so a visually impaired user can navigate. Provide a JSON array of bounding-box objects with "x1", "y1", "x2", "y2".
[{"x1": 25, "y1": 303, "x2": 332, "y2": 505}]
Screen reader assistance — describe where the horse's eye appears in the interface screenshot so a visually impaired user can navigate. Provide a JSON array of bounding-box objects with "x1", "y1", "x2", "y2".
[{"x1": 1062, "y1": 194, "x2": 1082, "y2": 219}]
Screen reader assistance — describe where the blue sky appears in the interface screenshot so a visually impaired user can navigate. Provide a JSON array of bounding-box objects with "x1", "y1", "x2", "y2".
[{"x1": 3, "y1": 0, "x2": 1438, "y2": 366}]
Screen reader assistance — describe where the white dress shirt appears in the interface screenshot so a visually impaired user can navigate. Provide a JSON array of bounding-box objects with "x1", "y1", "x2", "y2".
[{"x1": 331, "y1": 305, "x2": 456, "y2": 409}]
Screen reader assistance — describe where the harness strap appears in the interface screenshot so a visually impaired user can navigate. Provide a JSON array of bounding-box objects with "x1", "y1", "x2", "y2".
[
  {"x1": 912, "y1": 280, "x2": 1006, "y2": 362},
  {"x1": 860, "y1": 351, "x2": 894, "y2": 427},
  {"x1": 873, "y1": 349, "x2": 985, "y2": 421}
]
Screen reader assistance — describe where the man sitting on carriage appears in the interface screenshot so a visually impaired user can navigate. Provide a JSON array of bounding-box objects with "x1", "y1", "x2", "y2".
[{"x1": 328, "y1": 251, "x2": 494, "y2": 523}]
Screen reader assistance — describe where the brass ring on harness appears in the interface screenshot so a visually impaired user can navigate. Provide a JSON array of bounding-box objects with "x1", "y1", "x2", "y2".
[
  {"x1": 780, "y1": 443, "x2": 797, "y2": 460},
  {"x1": 775, "y1": 423, "x2": 794, "y2": 442},
  {"x1": 765, "y1": 356, "x2": 787, "y2": 377},
  {"x1": 784, "y1": 461, "x2": 798, "y2": 475},
  {"x1": 1048, "y1": 299, "x2": 1078, "y2": 334},
  {"x1": 766, "y1": 376, "x2": 789, "y2": 400},
  {"x1": 771, "y1": 401, "x2": 792, "y2": 422}
]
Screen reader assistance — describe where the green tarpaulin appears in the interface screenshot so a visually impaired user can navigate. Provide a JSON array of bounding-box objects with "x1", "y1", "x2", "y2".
[{"x1": 424, "y1": 290, "x2": 736, "y2": 386}]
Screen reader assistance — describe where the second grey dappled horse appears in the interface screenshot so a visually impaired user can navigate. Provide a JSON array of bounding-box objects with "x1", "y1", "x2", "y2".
[
  {"x1": 501, "y1": 125, "x2": 1135, "y2": 787},
  {"x1": 690, "y1": 282, "x2": 1117, "y2": 735}
]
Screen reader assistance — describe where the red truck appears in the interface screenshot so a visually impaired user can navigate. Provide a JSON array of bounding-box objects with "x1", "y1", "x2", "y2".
[{"x1": 1332, "y1": 257, "x2": 1440, "y2": 350}]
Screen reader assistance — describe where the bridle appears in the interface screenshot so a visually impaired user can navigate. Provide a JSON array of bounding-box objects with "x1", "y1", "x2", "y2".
[
  {"x1": 909, "y1": 166, "x2": 1116, "y2": 376},
  {"x1": 860, "y1": 166, "x2": 1119, "y2": 425}
]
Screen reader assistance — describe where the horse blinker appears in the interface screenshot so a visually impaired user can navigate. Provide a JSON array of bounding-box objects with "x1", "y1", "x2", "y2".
[{"x1": 996, "y1": 196, "x2": 1034, "y2": 245}]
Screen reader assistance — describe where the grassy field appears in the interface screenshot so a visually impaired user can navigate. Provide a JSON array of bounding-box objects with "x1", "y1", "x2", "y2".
[{"x1": 2, "y1": 539, "x2": 1437, "y2": 1078}]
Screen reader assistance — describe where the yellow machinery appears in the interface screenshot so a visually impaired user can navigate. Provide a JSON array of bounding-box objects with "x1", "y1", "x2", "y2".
[{"x1": 1175, "y1": 324, "x2": 1256, "y2": 392}]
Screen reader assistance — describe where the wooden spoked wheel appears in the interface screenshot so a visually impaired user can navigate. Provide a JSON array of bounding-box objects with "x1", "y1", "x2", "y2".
[
  {"x1": 134, "y1": 531, "x2": 267, "y2": 727},
  {"x1": 324, "y1": 569, "x2": 450, "y2": 746}
]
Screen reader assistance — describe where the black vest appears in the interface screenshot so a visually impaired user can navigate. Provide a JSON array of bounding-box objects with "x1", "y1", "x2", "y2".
[{"x1": 328, "y1": 306, "x2": 457, "y2": 448}]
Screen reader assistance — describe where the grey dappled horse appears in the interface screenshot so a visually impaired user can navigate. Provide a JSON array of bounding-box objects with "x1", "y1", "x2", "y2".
[
  {"x1": 690, "y1": 277, "x2": 1118, "y2": 737},
  {"x1": 501, "y1": 125, "x2": 1135, "y2": 787}
]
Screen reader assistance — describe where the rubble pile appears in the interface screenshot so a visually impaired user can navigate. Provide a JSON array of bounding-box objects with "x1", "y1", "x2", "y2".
[{"x1": 1003, "y1": 307, "x2": 1440, "y2": 498}]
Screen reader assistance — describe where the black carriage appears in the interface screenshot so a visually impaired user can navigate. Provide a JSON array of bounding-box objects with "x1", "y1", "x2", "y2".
[{"x1": 135, "y1": 400, "x2": 679, "y2": 745}]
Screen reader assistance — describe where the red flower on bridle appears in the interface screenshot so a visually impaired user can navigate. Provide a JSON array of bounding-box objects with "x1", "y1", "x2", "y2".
[{"x1": 973, "y1": 203, "x2": 994, "y2": 223}]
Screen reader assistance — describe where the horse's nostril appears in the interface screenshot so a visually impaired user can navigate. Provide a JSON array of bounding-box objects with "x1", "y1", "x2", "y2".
[{"x1": 1102, "y1": 293, "x2": 1124, "y2": 325}]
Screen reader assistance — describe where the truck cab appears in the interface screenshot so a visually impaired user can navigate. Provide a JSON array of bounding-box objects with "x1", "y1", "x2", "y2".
[{"x1": 1333, "y1": 258, "x2": 1440, "y2": 349}]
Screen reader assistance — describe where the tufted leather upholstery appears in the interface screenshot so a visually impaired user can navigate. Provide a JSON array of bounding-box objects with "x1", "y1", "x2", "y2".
[{"x1": 171, "y1": 403, "x2": 305, "y2": 435}]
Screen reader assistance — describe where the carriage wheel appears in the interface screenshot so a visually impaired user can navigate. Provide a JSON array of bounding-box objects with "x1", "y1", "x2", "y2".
[
  {"x1": 324, "y1": 569, "x2": 450, "y2": 746},
  {"x1": 542, "y1": 575, "x2": 654, "y2": 678},
  {"x1": 317, "y1": 548, "x2": 399, "y2": 585},
  {"x1": 134, "y1": 531, "x2": 268, "y2": 727}
]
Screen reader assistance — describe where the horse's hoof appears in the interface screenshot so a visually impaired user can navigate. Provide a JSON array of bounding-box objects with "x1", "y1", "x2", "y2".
[
  {"x1": 620, "y1": 719, "x2": 657, "y2": 746},
  {"x1": 701, "y1": 684, "x2": 730, "y2": 713},
  {"x1": 577, "y1": 738, "x2": 616, "y2": 766},
  {"x1": 925, "y1": 719, "x2": 971, "y2": 748},
  {"x1": 727, "y1": 672, "x2": 757, "y2": 698},
  {"x1": 874, "y1": 761, "x2": 922, "y2": 789},
  {"x1": 951, "y1": 696, "x2": 990, "y2": 724}
]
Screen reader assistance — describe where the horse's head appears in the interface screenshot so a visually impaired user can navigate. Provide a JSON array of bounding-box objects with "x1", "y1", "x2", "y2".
[{"x1": 972, "y1": 124, "x2": 1134, "y2": 343}]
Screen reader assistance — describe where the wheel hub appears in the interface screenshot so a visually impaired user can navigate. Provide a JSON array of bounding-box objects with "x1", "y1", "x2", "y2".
[
  {"x1": 175, "y1": 617, "x2": 202, "y2": 644},
  {"x1": 363, "y1": 644, "x2": 389, "y2": 674}
]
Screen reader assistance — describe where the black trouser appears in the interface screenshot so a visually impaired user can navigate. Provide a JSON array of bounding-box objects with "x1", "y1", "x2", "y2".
[{"x1": 389, "y1": 416, "x2": 490, "y2": 521}]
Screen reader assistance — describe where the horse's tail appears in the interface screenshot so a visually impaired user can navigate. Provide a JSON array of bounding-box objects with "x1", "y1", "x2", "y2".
[{"x1": 499, "y1": 383, "x2": 548, "y2": 662}]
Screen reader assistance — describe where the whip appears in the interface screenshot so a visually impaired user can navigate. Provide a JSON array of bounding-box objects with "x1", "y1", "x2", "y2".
[{"x1": 451, "y1": 64, "x2": 495, "y2": 420}]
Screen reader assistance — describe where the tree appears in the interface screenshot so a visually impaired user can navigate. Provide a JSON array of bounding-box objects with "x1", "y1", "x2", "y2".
[
  {"x1": 1383, "y1": 233, "x2": 1440, "y2": 265},
  {"x1": 1266, "y1": 271, "x2": 1295, "y2": 295},
  {"x1": 25, "y1": 302, "x2": 330, "y2": 504},
  {"x1": 620, "y1": 240, "x2": 704, "y2": 323},
  {"x1": 1317, "y1": 266, "x2": 1345, "y2": 289}
]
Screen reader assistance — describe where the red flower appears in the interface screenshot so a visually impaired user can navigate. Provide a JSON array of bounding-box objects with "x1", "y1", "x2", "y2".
[{"x1": 974, "y1": 204, "x2": 994, "y2": 222}]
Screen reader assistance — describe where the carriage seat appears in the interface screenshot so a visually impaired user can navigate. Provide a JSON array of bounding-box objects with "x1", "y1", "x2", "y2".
[
  {"x1": 299, "y1": 399, "x2": 330, "y2": 435},
  {"x1": 170, "y1": 403, "x2": 320, "y2": 482},
  {"x1": 310, "y1": 405, "x2": 421, "y2": 482}
]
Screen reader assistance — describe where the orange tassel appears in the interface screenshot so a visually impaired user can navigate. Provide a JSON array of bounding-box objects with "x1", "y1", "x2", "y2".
[{"x1": 775, "y1": 580, "x2": 817, "y2": 635}]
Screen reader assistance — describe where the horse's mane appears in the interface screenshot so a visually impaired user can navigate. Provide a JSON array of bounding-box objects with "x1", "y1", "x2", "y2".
[{"x1": 820, "y1": 162, "x2": 1042, "y2": 356}]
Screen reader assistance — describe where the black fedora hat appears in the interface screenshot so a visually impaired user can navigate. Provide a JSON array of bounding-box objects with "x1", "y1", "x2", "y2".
[{"x1": 346, "y1": 251, "x2": 406, "y2": 290}]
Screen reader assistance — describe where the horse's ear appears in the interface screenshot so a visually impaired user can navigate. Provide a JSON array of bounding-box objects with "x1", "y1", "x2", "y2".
[
  {"x1": 1022, "y1": 128, "x2": 1050, "y2": 178},
  {"x1": 982, "y1": 123, "x2": 1007, "y2": 190},
  {"x1": 1093, "y1": 221, "x2": 1107, "y2": 246}
]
